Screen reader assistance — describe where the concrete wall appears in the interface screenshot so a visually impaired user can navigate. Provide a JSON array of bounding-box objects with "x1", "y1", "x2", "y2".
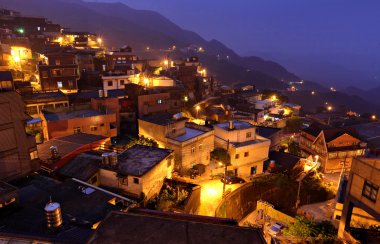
[
  {"x1": 214, "y1": 126, "x2": 257, "y2": 144},
  {"x1": 138, "y1": 93, "x2": 170, "y2": 118}
]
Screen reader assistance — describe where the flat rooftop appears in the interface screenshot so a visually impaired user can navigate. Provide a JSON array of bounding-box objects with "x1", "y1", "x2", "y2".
[
  {"x1": 23, "y1": 91, "x2": 67, "y2": 104},
  {"x1": 215, "y1": 120, "x2": 254, "y2": 131},
  {"x1": 140, "y1": 113, "x2": 188, "y2": 126},
  {"x1": 256, "y1": 126, "x2": 281, "y2": 138},
  {"x1": 352, "y1": 122, "x2": 380, "y2": 140},
  {"x1": 43, "y1": 109, "x2": 106, "y2": 121},
  {"x1": 0, "y1": 181, "x2": 17, "y2": 196},
  {"x1": 0, "y1": 176, "x2": 121, "y2": 243},
  {"x1": 169, "y1": 127, "x2": 209, "y2": 142},
  {"x1": 58, "y1": 151, "x2": 102, "y2": 181},
  {"x1": 88, "y1": 212, "x2": 265, "y2": 243},
  {"x1": 118, "y1": 145, "x2": 172, "y2": 177}
]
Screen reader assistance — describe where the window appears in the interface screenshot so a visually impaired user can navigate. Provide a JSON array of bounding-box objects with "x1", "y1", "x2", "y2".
[
  {"x1": 41, "y1": 71, "x2": 49, "y2": 78},
  {"x1": 108, "y1": 81, "x2": 113, "y2": 87},
  {"x1": 120, "y1": 178, "x2": 128, "y2": 185},
  {"x1": 244, "y1": 152, "x2": 249, "y2": 157},
  {"x1": 157, "y1": 99, "x2": 163, "y2": 104},
  {"x1": 74, "y1": 126, "x2": 81, "y2": 134},
  {"x1": 199, "y1": 144, "x2": 203, "y2": 150},
  {"x1": 119, "y1": 80, "x2": 125, "y2": 86},
  {"x1": 171, "y1": 128, "x2": 176, "y2": 135},
  {"x1": 68, "y1": 81, "x2": 74, "y2": 88},
  {"x1": 133, "y1": 178, "x2": 139, "y2": 184},
  {"x1": 90, "y1": 126, "x2": 98, "y2": 131},
  {"x1": 235, "y1": 154, "x2": 240, "y2": 159},
  {"x1": 55, "y1": 60, "x2": 61, "y2": 65},
  {"x1": 191, "y1": 146, "x2": 196, "y2": 154},
  {"x1": 362, "y1": 180, "x2": 379, "y2": 202},
  {"x1": 246, "y1": 132, "x2": 252, "y2": 138},
  {"x1": 90, "y1": 176, "x2": 98, "y2": 184},
  {"x1": 30, "y1": 150, "x2": 38, "y2": 160},
  {"x1": 37, "y1": 26, "x2": 41, "y2": 31},
  {"x1": 57, "y1": 81, "x2": 63, "y2": 88},
  {"x1": 100, "y1": 123, "x2": 105, "y2": 127}
]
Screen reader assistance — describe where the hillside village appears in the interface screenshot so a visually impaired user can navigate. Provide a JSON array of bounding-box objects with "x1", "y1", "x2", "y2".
[{"x1": 0, "y1": 8, "x2": 380, "y2": 244}]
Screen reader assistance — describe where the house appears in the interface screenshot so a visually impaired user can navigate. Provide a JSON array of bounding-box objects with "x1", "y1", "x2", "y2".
[
  {"x1": 264, "y1": 151, "x2": 303, "y2": 174},
  {"x1": 351, "y1": 122, "x2": 380, "y2": 157},
  {"x1": 299, "y1": 123, "x2": 367, "y2": 173},
  {"x1": 38, "y1": 48, "x2": 79, "y2": 93},
  {"x1": 139, "y1": 113, "x2": 215, "y2": 173},
  {"x1": 101, "y1": 70, "x2": 136, "y2": 92},
  {"x1": 137, "y1": 92, "x2": 170, "y2": 118},
  {"x1": 88, "y1": 211, "x2": 265, "y2": 244},
  {"x1": 254, "y1": 99, "x2": 274, "y2": 110},
  {"x1": 256, "y1": 126, "x2": 283, "y2": 151},
  {"x1": 338, "y1": 157, "x2": 380, "y2": 243},
  {"x1": 0, "y1": 176, "x2": 130, "y2": 243},
  {"x1": 22, "y1": 91, "x2": 69, "y2": 117},
  {"x1": 41, "y1": 106, "x2": 117, "y2": 140},
  {"x1": 0, "y1": 73, "x2": 39, "y2": 181},
  {"x1": 214, "y1": 120, "x2": 271, "y2": 177},
  {"x1": 105, "y1": 46, "x2": 137, "y2": 71}
]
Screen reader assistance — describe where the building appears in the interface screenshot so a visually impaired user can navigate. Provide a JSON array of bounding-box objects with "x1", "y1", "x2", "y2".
[
  {"x1": 23, "y1": 91, "x2": 69, "y2": 117},
  {"x1": 214, "y1": 120, "x2": 270, "y2": 177},
  {"x1": 0, "y1": 176, "x2": 130, "y2": 243},
  {"x1": 338, "y1": 157, "x2": 380, "y2": 242},
  {"x1": 299, "y1": 123, "x2": 367, "y2": 173},
  {"x1": 105, "y1": 46, "x2": 137, "y2": 71},
  {"x1": 137, "y1": 92, "x2": 170, "y2": 118},
  {"x1": 101, "y1": 70, "x2": 136, "y2": 92},
  {"x1": 0, "y1": 72, "x2": 39, "y2": 181},
  {"x1": 88, "y1": 211, "x2": 265, "y2": 243},
  {"x1": 256, "y1": 126, "x2": 283, "y2": 151},
  {"x1": 351, "y1": 122, "x2": 380, "y2": 157},
  {"x1": 38, "y1": 49, "x2": 79, "y2": 93},
  {"x1": 139, "y1": 113, "x2": 215, "y2": 173},
  {"x1": 41, "y1": 106, "x2": 117, "y2": 140}
]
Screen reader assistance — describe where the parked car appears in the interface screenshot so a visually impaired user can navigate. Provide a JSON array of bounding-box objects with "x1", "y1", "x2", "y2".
[
  {"x1": 189, "y1": 164, "x2": 206, "y2": 179},
  {"x1": 220, "y1": 176, "x2": 245, "y2": 184},
  {"x1": 210, "y1": 172, "x2": 224, "y2": 180},
  {"x1": 268, "y1": 222, "x2": 286, "y2": 236}
]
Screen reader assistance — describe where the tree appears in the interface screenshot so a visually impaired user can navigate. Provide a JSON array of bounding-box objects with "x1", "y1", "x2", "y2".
[
  {"x1": 210, "y1": 147, "x2": 231, "y2": 194},
  {"x1": 127, "y1": 135, "x2": 159, "y2": 148},
  {"x1": 284, "y1": 216, "x2": 338, "y2": 242},
  {"x1": 285, "y1": 116, "x2": 305, "y2": 133}
]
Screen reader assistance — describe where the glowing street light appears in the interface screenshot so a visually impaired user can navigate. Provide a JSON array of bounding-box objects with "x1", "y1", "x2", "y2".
[
  {"x1": 17, "y1": 28, "x2": 24, "y2": 34},
  {"x1": 271, "y1": 95, "x2": 277, "y2": 101},
  {"x1": 311, "y1": 91, "x2": 315, "y2": 95},
  {"x1": 97, "y1": 38, "x2": 102, "y2": 44},
  {"x1": 143, "y1": 78, "x2": 149, "y2": 87},
  {"x1": 372, "y1": 115, "x2": 377, "y2": 120},
  {"x1": 327, "y1": 106, "x2": 333, "y2": 111},
  {"x1": 184, "y1": 96, "x2": 188, "y2": 102},
  {"x1": 163, "y1": 59, "x2": 169, "y2": 66},
  {"x1": 196, "y1": 105, "x2": 201, "y2": 118}
]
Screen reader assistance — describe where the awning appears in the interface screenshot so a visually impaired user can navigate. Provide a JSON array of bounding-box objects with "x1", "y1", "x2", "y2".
[{"x1": 27, "y1": 118, "x2": 43, "y2": 125}]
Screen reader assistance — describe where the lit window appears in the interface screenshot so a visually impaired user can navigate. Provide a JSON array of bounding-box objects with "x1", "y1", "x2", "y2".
[
  {"x1": 74, "y1": 127, "x2": 81, "y2": 134},
  {"x1": 90, "y1": 126, "x2": 98, "y2": 131},
  {"x1": 57, "y1": 81, "x2": 63, "y2": 88},
  {"x1": 68, "y1": 81, "x2": 74, "y2": 88},
  {"x1": 29, "y1": 150, "x2": 38, "y2": 160},
  {"x1": 133, "y1": 178, "x2": 139, "y2": 184},
  {"x1": 246, "y1": 132, "x2": 252, "y2": 138},
  {"x1": 235, "y1": 154, "x2": 240, "y2": 159},
  {"x1": 191, "y1": 146, "x2": 196, "y2": 154},
  {"x1": 244, "y1": 152, "x2": 249, "y2": 157},
  {"x1": 37, "y1": 26, "x2": 41, "y2": 31},
  {"x1": 157, "y1": 99, "x2": 163, "y2": 104},
  {"x1": 199, "y1": 144, "x2": 203, "y2": 150},
  {"x1": 362, "y1": 180, "x2": 379, "y2": 202}
]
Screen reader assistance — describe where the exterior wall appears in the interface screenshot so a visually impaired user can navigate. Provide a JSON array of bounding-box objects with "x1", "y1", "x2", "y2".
[
  {"x1": 101, "y1": 75, "x2": 132, "y2": 92},
  {"x1": 0, "y1": 92, "x2": 39, "y2": 181},
  {"x1": 152, "y1": 77, "x2": 174, "y2": 87},
  {"x1": 214, "y1": 126, "x2": 257, "y2": 144},
  {"x1": 91, "y1": 98, "x2": 120, "y2": 132},
  {"x1": 137, "y1": 93, "x2": 170, "y2": 118},
  {"x1": 42, "y1": 113, "x2": 117, "y2": 140},
  {"x1": 25, "y1": 100, "x2": 69, "y2": 117},
  {"x1": 99, "y1": 154, "x2": 173, "y2": 199}
]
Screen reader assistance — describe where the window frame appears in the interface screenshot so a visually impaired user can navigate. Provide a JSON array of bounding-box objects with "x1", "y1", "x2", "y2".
[{"x1": 362, "y1": 180, "x2": 379, "y2": 202}]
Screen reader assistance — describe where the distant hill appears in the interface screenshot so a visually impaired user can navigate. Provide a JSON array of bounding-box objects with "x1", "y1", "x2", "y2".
[
  {"x1": 0, "y1": 0, "x2": 298, "y2": 89},
  {"x1": 344, "y1": 86, "x2": 380, "y2": 106}
]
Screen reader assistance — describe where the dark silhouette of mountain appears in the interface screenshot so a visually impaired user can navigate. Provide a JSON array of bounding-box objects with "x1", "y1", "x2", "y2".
[
  {"x1": 0, "y1": 0, "x2": 297, "y2": 89},
  {"x1": 344, "y1": 86, "x2": 380, "y2": 106}
]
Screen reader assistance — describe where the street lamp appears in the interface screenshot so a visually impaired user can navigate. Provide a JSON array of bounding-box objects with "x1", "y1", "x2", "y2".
[
  {"x1": 143, "y1": 78, "x2": 149, "y2": 87},
  {"x1": 196, "y1": 105, "x2": 201, "y2": 118},
  {"x1": 372, "y1": 115, "x2": 377, "y2": 120},
  {"x1": 97, "y1": 38, "x2": 102, "y2": 44}
]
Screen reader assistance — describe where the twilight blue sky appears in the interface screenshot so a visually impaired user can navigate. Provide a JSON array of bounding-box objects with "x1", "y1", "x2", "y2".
[{"x1": 87, "y1": 0, "x2": 380, "y2": 88}]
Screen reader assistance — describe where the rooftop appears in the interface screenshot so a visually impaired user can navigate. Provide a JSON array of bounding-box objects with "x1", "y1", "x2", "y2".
[
  {"x1": 118, "y1": 145, "x2": 172, "y2": 177},
  {"x1": 23, "y1": 91, "x2": 67, "y2": 104},
  {"x1": 58, "y1": 151, "x2": 101, "y2": 181},
  {"x1": 88, "y1": 211, "x2": 265, "y2": 243},
  {"x1": 37, "y1": 133, "x2": 107, "y2": 161},
  {"x1": 68, "y1": 90, "x2": 126, "y2": 102},
  {"x1": 0, "y1": 181, "x2": 17, "y2": 196},
  {"x1": 43, "y1": 109, "x2": 106, "y2": 121},
  {"x1": 140, "y1": 113, "x2": 188, "y2": 126},
  {"x1": 0, "y1": 176, "x2": 120, "y2": 243},
  {"x1": 169, "y1": 127, "x2": 209, "y2": 142},
  {"x1": 0, "y1": 71, "x2": 13, "y2": 81},
  {"x1": 302, "y1": 122, "x2": 360, "y2": 142},
  {"x1": 265, "y1": 151, "x2": 302, "y2": 173},
  {"x1": 256, "y1": 126, "x2": 281, "y2": 138},
  {"x1": 215, "y1": 120, "x2": 254, "y2": 131}
]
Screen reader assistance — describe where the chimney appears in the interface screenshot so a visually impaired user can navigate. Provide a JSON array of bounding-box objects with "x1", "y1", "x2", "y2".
[{"x1": 228, "y1": 120, "x2": 234, "y2": 130}]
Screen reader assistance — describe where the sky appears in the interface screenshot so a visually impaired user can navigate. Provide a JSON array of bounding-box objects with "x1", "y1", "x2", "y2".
[{"x1": 87, "y1": 0, "x2": 380, "y2": 89}]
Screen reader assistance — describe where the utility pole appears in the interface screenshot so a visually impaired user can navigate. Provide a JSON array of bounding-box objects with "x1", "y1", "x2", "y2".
[{"x1": 223, "y1": 139, "x2": 230, "y2": 195}]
